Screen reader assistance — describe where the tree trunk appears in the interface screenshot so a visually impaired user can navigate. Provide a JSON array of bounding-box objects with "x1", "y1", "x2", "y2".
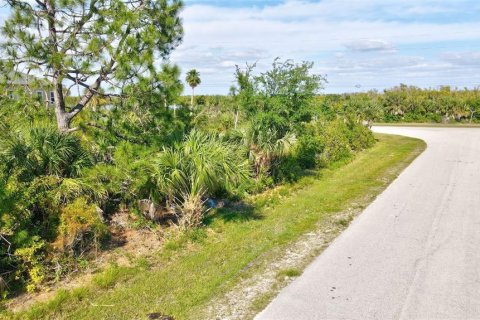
[
  {"x1": 53, "y1": 74, "x2": 71, "y2": 132},
  {"x1": 54, "y1": 75, "x2": 103, "y2": 132},
  {"x1": 234, "y1": 109, "x2": 239, "y2": 129},
  {"x1": 55, "y1": 111, "x2": 71, "y2": 131},
  {"x1": 191, "y1": 87, "x2": 194, "y2": 109}
]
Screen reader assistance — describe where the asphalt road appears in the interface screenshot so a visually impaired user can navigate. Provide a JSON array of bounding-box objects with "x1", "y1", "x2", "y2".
[{"x1": 256, "y1": 127, "x2": 480, "y2": 320}]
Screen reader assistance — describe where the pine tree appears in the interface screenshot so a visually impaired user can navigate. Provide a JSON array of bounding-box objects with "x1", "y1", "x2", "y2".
[{"x1": 2, "y1": 0, "x2": 184, "y2": 132}]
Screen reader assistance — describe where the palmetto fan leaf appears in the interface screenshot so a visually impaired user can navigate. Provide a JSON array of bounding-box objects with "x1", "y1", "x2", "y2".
[
  {"x1": 55, "y1": 178, "x2": 108, "y2": 205},
  {"x1": 0, "y1": 125, "x2": 94, "y2": 204},
  {"x1": 153, "y1": 130, "x2": 251, "y2": 202},
  {"x1": 242, "y1": 122, "x2": 296, "y2": 177}
]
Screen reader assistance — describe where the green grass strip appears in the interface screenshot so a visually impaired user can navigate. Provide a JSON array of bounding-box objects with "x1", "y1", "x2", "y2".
[{"x1": 374, "y1": 122, "x2": 480, "y2": 128}]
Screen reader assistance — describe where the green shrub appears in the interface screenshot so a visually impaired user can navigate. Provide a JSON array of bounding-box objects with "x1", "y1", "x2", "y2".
[
  {"x1": 346, "y1": 121, "x2": 375, "y2": 151},
  {"x1": 273, "y1": 155, "x2": 303, "y2": 183},
  {"x1": 153, "y1": 130, "x2": 252, "y2": 229},
  {"x1": 318, "y1": 120, "x2": 352, "y2": 166},
  {"x1": 295, "y1": 134, "x2": 323, "y2": 169},
  {"x1": 54, "y1": 198, "x2": 109, "y2": 255},
  {"x1": 13, "y1": 237, "x2": 47, "y2": 292}
]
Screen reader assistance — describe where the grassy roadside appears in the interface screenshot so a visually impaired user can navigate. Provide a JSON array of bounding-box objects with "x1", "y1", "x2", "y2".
[
  {"x1": 374, "y1": 122, "x2": 480, "y2": 128},
  {"x1": 1, "y1": 133, "x2": 425, "y2": 320}
]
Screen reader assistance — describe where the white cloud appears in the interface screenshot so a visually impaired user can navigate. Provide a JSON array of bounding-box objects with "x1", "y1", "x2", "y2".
[
  {"x1": 441, "y1": 52, "x2": 480, "y2": 66},
  {"x1": 219, "y1": 60, "x2": 237, "y2": 68},
  {"x1": 331, "y1": 55, "x2": 425, "y2": 71},
  {"x1": 343, "y1": 40, "x2": 395, "y2": 53}
]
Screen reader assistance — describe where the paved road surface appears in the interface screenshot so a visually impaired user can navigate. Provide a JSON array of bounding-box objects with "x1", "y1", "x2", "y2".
[{"x1": 256, "y1": 127, "x2": 480, "y2": 320}]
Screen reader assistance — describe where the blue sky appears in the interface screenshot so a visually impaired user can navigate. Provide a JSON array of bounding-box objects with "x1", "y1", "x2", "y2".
[
  {"x1": 0, "y1": 0, "x2": 478, "y2": 94},
  {"x1": 172, "y1": 0, "x2": 480, "y2": 94}
]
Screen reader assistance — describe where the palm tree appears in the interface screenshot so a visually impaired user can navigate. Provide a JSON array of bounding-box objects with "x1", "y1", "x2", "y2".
[
  {"x1": 0, "y1": 126, "x2": 92, "y2": 178},
  {"x1": 245, "y1": 124, "x2": 296, "y2": 178},
  {"x1": 153, "y1": 130, "x2": 251, "y2": 229},
  {"x1": 0, "y1": 125, "x2": 104, "y2": 204},
  {"x1": 186, "y1": 69, "x2": 201, "y2": 108}
]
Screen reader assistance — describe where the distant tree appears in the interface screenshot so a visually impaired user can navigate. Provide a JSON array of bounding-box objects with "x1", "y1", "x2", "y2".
[
  {"x1": 1, "y1": 0, "x2": 184, "y2": 132},
  {"x1": 235, "y1": 58, "x2": 325, "y2": 129},
  {"x1": 344, "y1": 94, "x2": 383, "y2": 127},
  {"x1": 233, "y1": 59, "x2": 325, "y2": 177},
  {"x1": 255, "y1": 58, "x2": 326, "y2": 126},
  {"x1": 229, "y1": 85, "x2": 240, "y2": 129},
  {"x1": 467, "y1": 89, "x2": 480, "y2": 122},
  {"x1": 233, "y1": 62, "x2": 257, "y2": 117},
  {"x1": 186, "y1": 69, "x2": 201, "y2": 108}
]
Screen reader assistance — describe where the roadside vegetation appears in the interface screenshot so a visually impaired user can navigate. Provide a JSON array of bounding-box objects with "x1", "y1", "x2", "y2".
[
  {"x1": 1, "y1": 134, "x2": 425, "y2": 319},
  {"x1": 0, "y1": 3, "x2": 378, "y2": 303},
  {"x1": 0, "y1": 0, "x2": 463, "y2": 317},
  {"x1": 0, "y1": 53, "x2": 376, "y2": 301},
  {"x1": 315, "y1": 84, "x2": 480, "y2": 125}
]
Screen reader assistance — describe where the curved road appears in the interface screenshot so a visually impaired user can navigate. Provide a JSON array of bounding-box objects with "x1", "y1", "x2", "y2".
[{"x1": 256, "y1": 127, "x2": 480, "y2": 320}]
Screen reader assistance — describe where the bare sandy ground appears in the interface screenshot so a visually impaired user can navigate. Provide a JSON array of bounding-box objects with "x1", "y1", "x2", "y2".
[{"x1": 256, "y1": 127, "x2": 480, "y2": 320}]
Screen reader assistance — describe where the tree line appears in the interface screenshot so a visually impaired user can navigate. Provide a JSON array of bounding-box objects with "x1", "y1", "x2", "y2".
[{"x1": 316, "y1": 84, "x2": 480, "y2": 124}]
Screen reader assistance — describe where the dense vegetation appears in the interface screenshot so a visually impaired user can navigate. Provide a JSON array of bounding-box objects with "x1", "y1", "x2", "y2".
[
  {"x1": 316, "y1": 84, "x2": 480, "y2": 124},
  {"x1": 0, "y1": 57, "x2": 375, "y2": 299},
  {"x1": 3, "y1": 134, "x2": 424, "y2": 320},
  {"x1": 2, "y1": 63, "x2": 479, "y2": 302},
  {"x1": 0, "y1": 0, "x2": 476, "y2": 307},
  {"x1": 194, "y1": 84, "x2": 480, "y2": 130}
]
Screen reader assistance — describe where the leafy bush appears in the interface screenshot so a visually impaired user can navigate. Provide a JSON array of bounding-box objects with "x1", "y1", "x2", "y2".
[
  {"x1": 246, "y1": 112, "x2": 296, "y2": 177},
  {"x1": 295, "y1": 134, "x2": 323, "y2": 170},
  {"x1": 153, "y1": 130, "x2": 252, "y2": 228},
  {"x1": 0, "y1": 58, "x2": 381, "y2": 298},
  {"x1": 317, "y1": 120, "x2": 352, "y2": 166},
  {"x1": 54, "y1": 198, "x2": 109, "y2": 255},
  {"x1": 13, "y1": 237, "x2": 47, "y2": 292},
  {"x1": 345, "y1": 120, "x2": 376, "y2": 151},
  {"x1": 1, "y1": 126, "x2": 92, "y2": 179},
  {"x1": 316, "y1": 85, "x2": 480, "y2": 124},
  {"x1": 0, "y1": 125, "x2": 97, "y2": 294},
  {"x1": 273, "y1": 154, "x2": 303, "y2": 183}
]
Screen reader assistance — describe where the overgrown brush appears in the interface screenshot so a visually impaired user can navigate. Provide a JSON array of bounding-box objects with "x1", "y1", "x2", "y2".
[
  {"x1": 153, "y1": 130, "x2": 251, "y2": 228},
  {"x1": 0, "y1": 125, "x2": 102, "y2": 294},
  {"x1": 0, "y1": 58, "x2": 377, "y2": 298},
  {"x1": 54, "y1": 198, "x2": 109, "y2": 255}
]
